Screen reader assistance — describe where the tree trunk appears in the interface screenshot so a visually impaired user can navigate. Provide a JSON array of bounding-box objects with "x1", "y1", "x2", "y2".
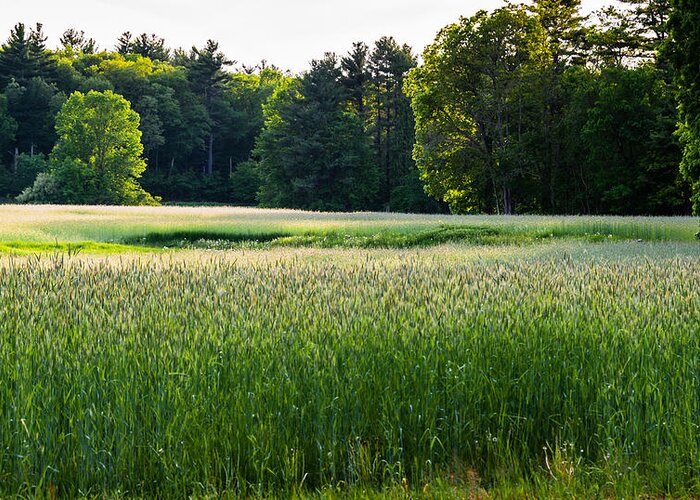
[
  {"x1": 492, "y1": 177, "x2": 501, "y2": 215},
  {"x1": 12, "y1": 148, "x2": 18, "y2": 174},
  {"x1": 503, "y1": 185, "x2": 513, "y2": 215}
]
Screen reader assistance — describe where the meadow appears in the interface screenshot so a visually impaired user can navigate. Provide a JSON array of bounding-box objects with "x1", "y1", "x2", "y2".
[{"x1": 0, "y1": 205, "x2": 699, "y2": 498}]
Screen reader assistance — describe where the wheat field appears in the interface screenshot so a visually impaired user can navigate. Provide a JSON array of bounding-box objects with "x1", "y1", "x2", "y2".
[{"x1": 0, "y1": 205, "x2": 699, "y2": 497}]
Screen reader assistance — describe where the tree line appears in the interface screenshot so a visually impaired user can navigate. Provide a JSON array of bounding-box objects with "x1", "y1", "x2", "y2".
[{"x1": 0, "y1": 0, "x2": 698, "y2": 215}]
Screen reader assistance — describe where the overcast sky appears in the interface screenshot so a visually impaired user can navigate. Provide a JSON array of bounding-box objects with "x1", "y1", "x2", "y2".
[{"x1": 2, "y1": 0, "x2": 613, "y2": 73}]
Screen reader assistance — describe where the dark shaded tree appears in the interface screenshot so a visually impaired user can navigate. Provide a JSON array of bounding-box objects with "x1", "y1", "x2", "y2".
[
  {"x1": 341, "y1": 42, "x2": 370, "y2": 120},
  {"x1": 186, "y1": 40, "x2": 233, "y2": 176},
  {"x1": 60, "y1": 29, "x2": 97, "y2": 53},
  {"x1": 0, "y1": 23, "x2": 55, "y2": 87},
  {"x1": 256, "y1": 54, "x2": 379, "y2": 210},
  {"x1": 5, "y1": 77, "x2": 64, "y2": 159},
  {"x1": 666, "y1": 0, "x2": 700, "y2": 213}
]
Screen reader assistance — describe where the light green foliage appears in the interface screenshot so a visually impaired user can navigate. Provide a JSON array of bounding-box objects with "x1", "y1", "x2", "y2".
[
  {"x1": 406, "y1": 6, "x2": 548, "y2": 214},
  {"x1": 0, "y1": 205, "x2": 697, "y2": 251},
  {"x1": 38, "y1": 90, "x2": 158, "y2": 205}
]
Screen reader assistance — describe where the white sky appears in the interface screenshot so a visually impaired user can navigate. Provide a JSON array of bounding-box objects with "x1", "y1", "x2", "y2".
[{"x1": 2, "y1": 0, "x2": 613, "y2": 73}]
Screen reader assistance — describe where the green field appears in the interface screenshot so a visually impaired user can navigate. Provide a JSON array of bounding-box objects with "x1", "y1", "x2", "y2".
[{"x1": 1, "y1": 205, "x2": 699, "y2": 498}]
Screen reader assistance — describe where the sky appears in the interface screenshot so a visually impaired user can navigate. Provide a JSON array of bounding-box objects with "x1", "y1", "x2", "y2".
[{"x1": 2, "y1": 0, "x2": 613, "y2": 73}]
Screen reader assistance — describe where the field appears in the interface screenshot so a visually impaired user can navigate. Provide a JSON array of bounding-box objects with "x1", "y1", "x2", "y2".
[{"x1": 1, "y1": 205, "x2": 699, "y2": 498}]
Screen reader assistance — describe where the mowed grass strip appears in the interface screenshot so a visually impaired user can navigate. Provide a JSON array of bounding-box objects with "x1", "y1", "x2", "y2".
[{"x1": 0, "y1": 248, "x2": 699, "y2": 497}]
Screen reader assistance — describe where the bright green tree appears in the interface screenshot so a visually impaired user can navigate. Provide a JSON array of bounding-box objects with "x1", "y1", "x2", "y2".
[
  {"x1": 406, "y1": 7, "x2": 547, "y2": 214},
  {"x1": 19, "y1": 90, "x2": 158, "y2": 205}
]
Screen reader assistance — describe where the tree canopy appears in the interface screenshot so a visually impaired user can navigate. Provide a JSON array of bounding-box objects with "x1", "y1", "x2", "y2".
[
  {"x1": 0, "y1": 3, "x2": 696, "y2": 215},
  {"x1": 19, "y1": 90, "x2": 158, "y2": 205}
]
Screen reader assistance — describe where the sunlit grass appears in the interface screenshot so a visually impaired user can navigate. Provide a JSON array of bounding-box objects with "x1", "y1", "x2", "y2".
[
  {"x1": 0, "y1": 205, "x2": 699, "y2": 497},
  {"x1": 0, "y1": 205, "x2": 697, "y2": 252}
]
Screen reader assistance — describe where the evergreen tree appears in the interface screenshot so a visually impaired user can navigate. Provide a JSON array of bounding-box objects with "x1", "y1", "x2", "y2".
[
  {"x1": 530, "y1": 0, "x2": 586, "y2": 212},
  {"x1": 0, "y1": 94, "x2": 18, "y2": 194},
  {"x1": 256, "y1": 54, "x2": 379, "y2": 211},
  {"x1": 341, "y1": 42, "x2": 370, "y2": 120},
  {"x1": 187, "y1": 40, "x2": 233, "y2": 176},
  {"x1": 60, "y1": 29, "x2": 97, "y2": 54},
  {"x1": 116, "y1": 32, "x2": 133, "y2": 55},
  {"x1": 367, "y1": 37, "x2": 421, "y2": 210},
  {"x1": 0, "y1": 23, "x2": 55, "y2": 88},
  {"x1": 131, "y1": 33, "x2": 171, "y2": 61},
  {"x1": 4, "y1": 77, "x2": 64, "y2": 157}
]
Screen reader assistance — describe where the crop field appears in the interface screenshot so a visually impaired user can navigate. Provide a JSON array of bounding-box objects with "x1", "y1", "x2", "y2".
[{"x1": 1, "y1": 205, "x2": 699, "y2": 498}]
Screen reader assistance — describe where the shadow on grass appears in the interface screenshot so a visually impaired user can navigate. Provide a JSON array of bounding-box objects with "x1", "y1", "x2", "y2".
[{"x1": 123, "y1": 226, "x2": 502, "y2": 250}]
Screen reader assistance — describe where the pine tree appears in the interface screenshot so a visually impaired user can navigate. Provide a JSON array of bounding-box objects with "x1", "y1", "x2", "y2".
[
  {"x1": 187, "y1": 40, "x2": 233, "y2": 176},
  {"x1": 256, "y1": 54, "x2": 379, "y2": 210},
  {"x1": 368, "y1": 37, "x2": 417, "y2": 209},
  {"x1": 341, "y1": 42, "x2": 369, "y2": 120},
  {"x1": 116, "y1": 32, "x2": 133, "y2": 55},
  {"x1": 131, "y1": 33, "x2": 170, "y2": 61},
  {"x1": 60, "y1": 29, "x2": 97, "y2": 53},
  {"x1": 0, "y1": 23, "x2": 55, "y2": 88},
  {"x1": 0, "y1": 24, "x2": 31, "y2": 88}
]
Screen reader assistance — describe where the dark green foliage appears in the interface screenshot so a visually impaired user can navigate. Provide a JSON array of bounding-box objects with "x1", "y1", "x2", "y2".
[
  {"x1": 116, "y1": 31, "x2": 170, "y2": 61},
  {"x1": 256, "y1": 55, "x2": 379, "y2": 211},
  {"x1": 229, "y1": 160, "x2": 260, "y2": 205},
  {"x1": 0, "y1": 94, "x2": 16, "y2": 183},
  {"x1": 60, "y1": 29, "x2": 97, "y2": 54},
  {"x1": 0, "y1": 23, "x2": 55, "y2": 88},
  {"x1": 558, "y1": 65, "x2": 686, "y2": 214},
  {"x1": 666, "y1": 0, "x2": 700, "y2": 213},
  {"x1": 341, "y1": 42, "x2": 370, "y2": 119},
  {"x1": 130, "y1": 33, "x2": 170, "y2": 61},
  {"x1": 141, "y1": 170, "x2": 232, "y2": 203},
  {"x1": 0, "y1": 153, "x2": 47, "y2": 198},
  {"x1": 4, "y1": 77, "x2": 64, "y2": 156},
  {"x1": 185, "y1": 40, "x2": 233, "y2": 176},
  {"x1": 124, "y1": 225, "x2": 497, "y2": 250},
  {"x1": 367, "y1": 37, "x2": 428, "y2": 212}
]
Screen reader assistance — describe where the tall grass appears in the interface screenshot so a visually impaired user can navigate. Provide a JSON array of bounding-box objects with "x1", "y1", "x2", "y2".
[{"x1": 1, "y1": 245, "x2": 699, "y2": 496}]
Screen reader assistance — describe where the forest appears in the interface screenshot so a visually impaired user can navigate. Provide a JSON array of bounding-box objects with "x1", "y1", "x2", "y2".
[{"x1": 0, "y1": 0, "x2": 698, "y2": 216}]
